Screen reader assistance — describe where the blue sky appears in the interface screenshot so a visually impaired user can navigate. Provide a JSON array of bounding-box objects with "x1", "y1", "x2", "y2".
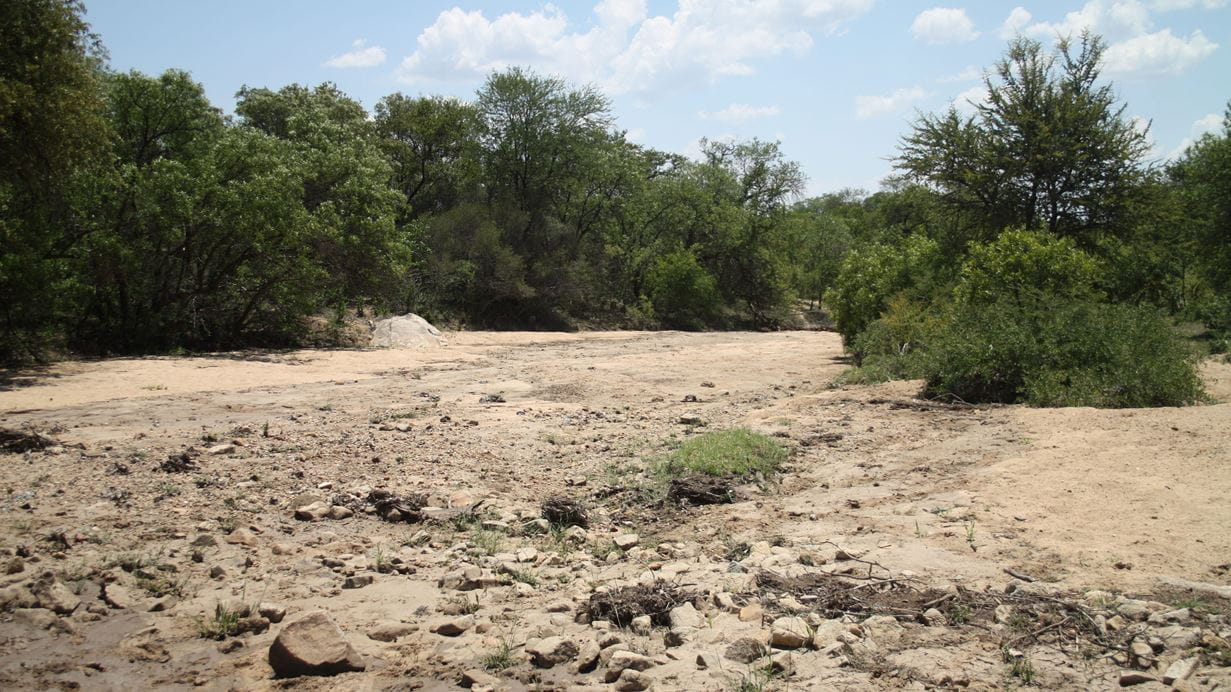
[{"x1": 85, "y1": 0, "x2": 1230, "y2": 196}]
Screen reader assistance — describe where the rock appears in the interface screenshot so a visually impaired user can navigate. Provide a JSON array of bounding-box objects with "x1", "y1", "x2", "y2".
[
  {"x1": 30, "y1": 574, "x2": 79, "y2": 614},
  {"x1": 922, "y1": 607, "x2": 947, "y2": 626},
  {"x1": 738, "y1": 603, "x2": 763, "y2": 622},
  {"x1": 207, "y1": 443, "x2": 236, "y2": 455},
  {"x1": 1, "y1": 583, "x2": 43, "y2": 612},
  {"x1": 342, "y1": 575, "x2": 373, "y2": 589},
  {"x1": 614, "y1": 533, "x2": 640, "y2": 550},
  {"x1": 369, "y1": 621, "x2": 417, "y2": 642},
  {"x1": 209, "y1": 565, "x2": 227, "y2": 580},
  {"x1": 810, "y1": 620, "x2": 851, "y2": 649},
  {"x1": 770, "y1": 616, "x2": 810, "y2": 649},
  {"x1": 1118, "y1": 671, "x2": 1156, "y2": 686},
  {"x1": 678, "y1": 414, "x2": 704, "y2": 426},
  {"x1": 1163, "y1": 658, "x2": 1197, "y2": 685},
  {"x1": 516, "y1": 547, "x2": 539, "y2": 563},
  {"x1": 13, "y1": 607, "x2": 60, "y2": 630},
  {"x1": 268, "y1": 611, "x2": 365, "y2": 678},
  {"x1": 271, "y1": 542, "x2": 296, "y2": 556},
  {"x1": 669, "y1": 603, "x2": 703, "y2": 629},
  {"x1": 225, "y1": 528, "x2": 258, "y2": 546},
  {"x1": 294, "y1": 502, "x2": 331, "y2": 521},
  {"x1": 369, "y1": 314, "x2": 447, "y2": 349},
  {"x1": 460, "y1": 668, "x2": 503, "y2": 689},
  {"x1": 614, "y1": 669, "x2": 652, "y2": 691},
  {"x1": 102, "y1": 583, "x2": 137, "y2": 609},
  {"x1": 630, "y1": 614, "x2": 652, "y2": 635},
  {"x1": 724, "y1": 637, "x2": 767, "y2": 663},
  {"x1": 527, "y1": 636, "x2": 578, "y2": 668},
  {"x1": 327, "y1": 505, "x2": 354, "y2": 520},
  {"x1": 604, "y1": 650, "x2": 656, "y2": 682},
  {"x1": 4, "y1": 557, "x2": 24, "y2": 575},
  {"x1": 430, "y1": 615, "x2": 475, "y2": 637},
  {"x1": 191, "y1": 534, "x2": 219, "y2": 547},
  {"x1": 1117, "y1": 599, "x2": 1153, "y2": 621},
  {"x1": 439, "y1": 567, "x2": 505, "y2": 591},
  {"x1": 258, "y1": 602, "x2": 287, "y2": 623},
  {"x1": 1130, "y1": 640, "x2": 1153, "y2": 665},
  {"x1": 994, "y1": 604, "x2": 1014, "y2": 624},
  {"x1": 664, "y1": 628, "x2": 691, "y2": 647},
  {"x1": 149, "y1": 595, "x2": 177, "y2": 612},
  {"x1": 769, "y1": 651, "x2": 795, "y2": 675},
  {"x1": 574, "y1": 638, "x2": 601, "y2": 673}
]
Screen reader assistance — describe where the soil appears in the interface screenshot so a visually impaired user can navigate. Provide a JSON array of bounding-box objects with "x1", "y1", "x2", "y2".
[{"x1": 0, "y1": 330, "x2": 1228, "y2": 690}]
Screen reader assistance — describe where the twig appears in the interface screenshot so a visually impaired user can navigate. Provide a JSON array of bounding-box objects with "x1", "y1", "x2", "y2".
[{"x1": 1004, "y1": 568, "x2": 1036, "y2": 583}]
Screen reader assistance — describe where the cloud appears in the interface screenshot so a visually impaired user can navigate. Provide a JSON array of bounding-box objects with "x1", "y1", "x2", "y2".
[
  {"x1": 1151, "y1": 0, "x2": 1228, "y2": 9},
  {"x1": 939, "y1": 65, "x2": 982, "y2": 82},
  {"x1": 911, "y1": 7, "x2": 979, "y2": 44},
  {"x1": 1167, "y1": 111, "x2": 1227, "y2": 159},
  {"x1": 1019, "y1": 1, "x2": 1218, "y2": 76},
  {"x1": 855, "y1": 86, "x2": 928, "y2": 119},
  {"x1": 999, "y1": 7, "x2": 1033, "y2": 38},
  {"x1": 951, "y1": 84, "x2": 988, "y2": 115},
  {"x1": 323, "y1": 39, "x2": 387, "y2": 69},
  {"x1": 395, "y1": 0, "x2": 875, "y2": 93},
  {"x1": 1103, "y1": 29, "x2": 1217, "y2": 75},
  {"x1": 698, "y1": 103, "x2": 782, "y2": 121}
]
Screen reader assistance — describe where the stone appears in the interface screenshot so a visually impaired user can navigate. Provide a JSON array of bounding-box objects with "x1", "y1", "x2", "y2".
[
  {"x1": 294, "y1": 502, "x2": 331, "y2": 521},
  {"x1": 1118, "y1": 671, "x2": 1156, "y2": 686},
  {"x1": 770, "y1": 616, "x2": 810, "y2": 649},
  {"x1": 225, "y1": 528, "x2": 258, "y2": 546},
  {"x1": 724, "y1": 637, "x2": 767, "y2": 664},
  {"x1": 810, "y1": 620, "x2": 851, "y2": 649},
  {"x1": 669, "y1": 603, "x2": 703, "y2": 629},
  {"x1": 678, "y1": 413, "x2": 704, "y2": 425},
  {"x1": 149, "y1": 595, "x2": 177, "y2": 612},
  {"x1": 102, "y1": 583, "x2": 137, "y2": 609},
  {"x1": 1130, "y1": 640, "x2": 1153, "y2": 665},
  {"x1": 664, "y1": 628, "x2": 691, "y2": 647},
  {"x1": 604, "y1": 650, "x2": 656, "y2": 682},
  {"x1": 13, "y1": 607, "x2": 61, "y2": 630},
  {"x1": 207, "y1": 443, "x2": 236, "y2": 455},
  {"x1": 430, "y1": 615, "x2": 475, "y2": 637},
  {"x1": 614, "y1": 533, "x2": 640, "y2": 550},
  {"x1": 993, "y1": 604, "x2": 1014, "y2": 624},
  {"x1": 0, "y1": 583, "x2": 38, "y2": 610},
  {"x1": 527, "y1": 636, "x2": 578, "y2": 668},
  {"x1": 1117, "y1": 600, "x2": 1153, "y2": 621},
  {"x1": 191, "y1": 534, "x2": 219, "y2": 547},
  {"x1": 258, "y1": 602, "x2": 287, "y2": 623},
  {"x1": 614, "y1": 669, "x2": 652, "y2": 691},
  {"x1": 922, "y1": 607, "x2": 947, "y2": 626},
  {"x1": 769, "y1": 651, "x2": 795, "y2": 675},
  {"x1": 460, "y1": 668, "x2": 503, "y2": 689},
  {"x1": 327, "y1": 505, "x2": 354, "y2": 520},
  {"x1": 30, "y1": 574, "x2": 80, "y2": 615},
  {"x1": 630, "y1": 614, "x2": 652, "y2": 635},
  {"x1": 738, "y1": 603, "x2": 763, "y2": 622},
  {"x1": 267, "y1": 611, "x2": 365, "y2": 678},
  {"x1": 369, "y1": 621, "x2": 417, "y2": 642},
  {"x1": 516, "y1": 547, "x2": 539, "y2": 563},
  {"x1": 342, "y1": 575, "x2": 373, "y2": 589},
  {"x1": 574, "y1": 638, "x2": 601, "y2": 673},
  {"x1": 1163, "y1": 658, "x2": 1197, "y2": 685}
]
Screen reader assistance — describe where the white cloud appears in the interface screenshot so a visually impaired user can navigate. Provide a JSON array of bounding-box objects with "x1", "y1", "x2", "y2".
[
  {"x1": 999, "y1": 7, "x2": 1033, "y2": 38},
  {"x1": 951, "y1": 84, "x2": 988, "y2": 115},
  {"x1": 855, "y1": 86, "x2": 928, "y2": 119},
  {"x1": 1151, "y1": 0, "x2": 1228, "y2": 9},
  {"x1": 698, "y1": 103, "x2": 782, "y2": 121},
  {"x1": 1167, "y1": 112, "x2": 1227, "y2": 159},
  {"x1": 939, "y1": 65, "x2": 982, "y2": 82},
  {"x1": 624, "y1": 127, "x2": 647, "y2": 143},
  {"x1": 1103, "y1": 29, "x2": 1218, "y2": 75},
  {"x1": 911, "y1": 7, "x2": 979, "y2": 44},
  {"x1": 395, "y1": 0, "x2": 875, "y2": 93},
  {"x1": 1019, "y1": 1, "x2": 1218, "y2": 76},
  {"x1": 323, "y1": 39, "x2": 387, "y2": 69}
]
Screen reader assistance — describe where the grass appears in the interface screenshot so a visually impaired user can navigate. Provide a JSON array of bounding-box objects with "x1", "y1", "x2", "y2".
[
  {"x1": 481, "y1": 640, "x2": 517, "y2": 671},
  {"x1": 196, "y1": 601, "x2": 249, "y2": 639},
  {"x1": 137, "y1": 574, "x2": 188, "y2": 598},
  {"x1": 1008, "y1": 654, "x2": 1035, "y2": 684},
  {"x1": 662, "y1": 428, "x2": 786, "y2": 478},
  {"x1": 508, "y1": 569, "x2": 539, "y2": 586},
  {"x1": 470, "y1": 528, "x2": 504, "y2": 556}
]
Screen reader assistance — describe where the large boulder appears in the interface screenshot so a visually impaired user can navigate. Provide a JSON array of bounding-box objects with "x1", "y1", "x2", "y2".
[
  {"x1": 268, "y1": 611, "x2": 365, "y2": 678},
  {"x1": 369, "y1": 314, "x2": 447, "y2": 349}
]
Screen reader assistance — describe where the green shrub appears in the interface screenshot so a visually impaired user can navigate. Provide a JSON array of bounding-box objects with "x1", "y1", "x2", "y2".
[
  {"x1": 953, "y1": 228, "x2": 1100, "y2": 307},
  {"x1": 644, "y1": 249, "x2": 722, "y2": 329},
  {"x1": 664, "y1": 429, "x2": 786, "y2": 477},
  {"x1": 919, "y1": 297, "x2": 1205, "y2": 407},
  {"x1": 825, "y1": 234, "x2": 943, "y2": 344}
]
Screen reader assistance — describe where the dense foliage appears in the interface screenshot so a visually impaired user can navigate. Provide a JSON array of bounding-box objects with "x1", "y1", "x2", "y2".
[{"x1": 0, "y1": 3, "x2": 1226, "y2": 411}]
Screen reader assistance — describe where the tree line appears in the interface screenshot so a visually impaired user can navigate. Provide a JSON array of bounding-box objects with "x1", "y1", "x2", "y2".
[{"x1": 2, "y1": 1, "x2": 1229, "y2": 409}]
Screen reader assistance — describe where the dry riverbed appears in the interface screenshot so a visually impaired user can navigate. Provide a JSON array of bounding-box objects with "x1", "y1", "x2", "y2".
[{"x1": 1, "y1": 330, "x2": 1229, "y2": 690}]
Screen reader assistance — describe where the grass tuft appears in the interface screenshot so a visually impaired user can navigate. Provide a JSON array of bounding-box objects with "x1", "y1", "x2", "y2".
[{"x1": 663, "y1": 428, "x2": 786, "y2": 478}]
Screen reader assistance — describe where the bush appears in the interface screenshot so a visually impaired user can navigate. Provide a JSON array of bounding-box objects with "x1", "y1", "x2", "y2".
[
  {"x1": 664, "y1": 429, "x2": 786, "y2": 477},
  {"x1": 825, "y1": 234, "x2": 942, "y2": 344},
  {"x1": 918, "y1": 297, "x2": 1205, "y2": 407},
  {"x1": 644, "y1": 249, "x2": 722, "y2": 329},
  {"x1": 953, "y1": 229, "x2": 1099, "y2": 307}
]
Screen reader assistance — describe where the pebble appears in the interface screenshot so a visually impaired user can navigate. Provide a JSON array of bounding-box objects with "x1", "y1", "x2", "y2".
[
  {"x1": 770, "y1": 616, "x2": 810, "y2": 649},
  {"x1": 429, "y1": 614, "x2": 475, "y2": 637},
  {"x1": 527, "y1": 636, "x2": 578, "y2": 667}
]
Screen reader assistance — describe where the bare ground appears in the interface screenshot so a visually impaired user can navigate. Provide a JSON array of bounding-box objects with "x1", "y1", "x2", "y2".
[{"x1": 0, "y1": 330, "x2": 1228, "y2": 691}]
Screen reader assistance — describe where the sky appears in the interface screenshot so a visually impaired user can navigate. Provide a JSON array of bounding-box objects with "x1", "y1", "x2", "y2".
[{"x1": 84, "y1": 0, "x2": 1231, "y2": 196}]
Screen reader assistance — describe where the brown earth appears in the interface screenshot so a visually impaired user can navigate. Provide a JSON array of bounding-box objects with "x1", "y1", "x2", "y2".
[{"x1": 0, "y1": 330, "x2": 1228, "y2": 690}]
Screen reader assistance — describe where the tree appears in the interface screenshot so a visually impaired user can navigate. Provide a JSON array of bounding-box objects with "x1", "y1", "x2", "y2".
[
  {"x1": 0, "y1": 0, "x2": 108, "y2": 360},
  {"x1": 374, "y1": 94, "x2": 481, "y2": 222},
  {"x1": 897, "y1": 34, "x2": 1149, "y2": 248}
]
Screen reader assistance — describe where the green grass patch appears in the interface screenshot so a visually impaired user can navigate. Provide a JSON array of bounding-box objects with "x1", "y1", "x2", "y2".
[{"x1": 662, "y1": 428, "x2": 786, "y2": 478}]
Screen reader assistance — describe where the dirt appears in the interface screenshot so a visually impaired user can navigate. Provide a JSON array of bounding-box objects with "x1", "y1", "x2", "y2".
[{"x1": 0, "y1": 330, "x2": 1228, "y2": 690}]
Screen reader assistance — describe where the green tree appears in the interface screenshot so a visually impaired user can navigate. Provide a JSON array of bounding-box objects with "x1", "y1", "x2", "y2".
[
  {"x1": 0, "y1": 0, "x2": 108, "y2": 360},
  {"x1": 373, "y1": 94, "x2": 481, "y2": 222},
  {"x1": 897, "y1": 34, "x2": 1150, "y2": 247}
]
